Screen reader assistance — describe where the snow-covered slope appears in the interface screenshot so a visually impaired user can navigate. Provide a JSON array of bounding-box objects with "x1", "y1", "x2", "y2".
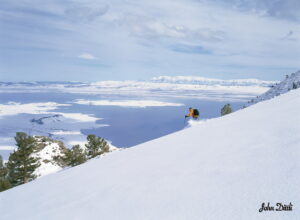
[
  {"x1": 1, "y1": 89, "x2": 300, "y2": 220},
  {"x1": 246, "y1": 70, "x2": 300, "y2": 106}
]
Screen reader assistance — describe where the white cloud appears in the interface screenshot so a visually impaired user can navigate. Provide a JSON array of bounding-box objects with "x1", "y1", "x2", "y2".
[
  {"x1": 74, "y1": 99, "x2": 184, "y2": 108},
  {"x1": 65, "y1": 4, "x2": 109, "y2": 23},
  {"x1": 78, "y1": 53, "x2": 96, "y2": 60}
]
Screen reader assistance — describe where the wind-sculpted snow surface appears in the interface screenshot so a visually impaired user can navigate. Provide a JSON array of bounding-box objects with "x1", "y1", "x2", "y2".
[{"x1": 0, "y1": 89, "x2": 299, "y2": 220}]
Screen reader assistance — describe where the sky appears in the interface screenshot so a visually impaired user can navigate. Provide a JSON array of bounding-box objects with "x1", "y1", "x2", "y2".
[{"x1": 0, "y1": 0, "x2": 299, "y2": 81}]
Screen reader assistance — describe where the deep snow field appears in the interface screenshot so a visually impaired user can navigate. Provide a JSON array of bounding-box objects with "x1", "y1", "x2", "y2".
[{"x1": 0, "y1": 82, "x2": 299, "y2": 220}]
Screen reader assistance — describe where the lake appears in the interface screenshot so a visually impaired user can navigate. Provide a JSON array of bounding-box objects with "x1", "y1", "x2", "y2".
[{"x1": 0, "y1": 91, "x2": 247, "y2": 159}]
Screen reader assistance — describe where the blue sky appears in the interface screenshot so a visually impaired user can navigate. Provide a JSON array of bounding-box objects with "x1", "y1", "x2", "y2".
[{"x1": 0, "y1": 0, "x2": 299, "y2": 81}]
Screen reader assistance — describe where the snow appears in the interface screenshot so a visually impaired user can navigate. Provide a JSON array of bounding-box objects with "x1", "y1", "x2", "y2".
[
  {"x1": 0, "y1": 102, "x2": 104, "y2": 151},
  {"x1": 31, "y1": 140, "x2": 65, "y2": 177},
  {"x1": 53, "y1": 112, "x2": 100, "y2": 122},
  {"x1": 0, "y1": 78, "x2": 272, "y2": 101},
  {"x1": 67, "y1": 140, "x2": 88, "y2": 147},
  {"x1": 151, "y1": 75, "x2": 278, "y2": 87},
  {"x1": 31, "y1": 137, "x2": 119, "y2": 178},
  {"x1": 246, "y1": 70, "x2": 300, "y2": 106},
  {"x1": 74, "y1": 99, "x2": 184, "y2": 107},
  {"x1": 0, "y1": 102, "x2": 69, "y2": 117},
  {"x1": 0, "y1": 102, "x2": 100, "y2": 123},
  {"x1": 85, "y1": 81, "x2": 270, "y2": 101},
  {"x1": 51, "y1": 131, "x2": 82, "y2": 135},
  {"x1": 0, "y1": 88, "x2": 299, "y2": 219}
]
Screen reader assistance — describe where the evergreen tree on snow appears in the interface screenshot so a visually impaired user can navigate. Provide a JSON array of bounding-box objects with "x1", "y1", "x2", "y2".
[
  {"x1": 0, "y1": 155, "x2": 11, "y2": 192},
  {"x1": 6, "y1": 132, "x2": 40, "y2": 186},
  {"x1": 85, "y1": 135, "x2": 110, "y2": 159},
  {"x1": 221, "y1": 104, "x2": 233, "y2": 116},
  {"x1": 63, "y1": 145, "x2": 87, "y2": 167},
  {"x1": 292, "y1": 82, "x2": 298, "y2": 89}
]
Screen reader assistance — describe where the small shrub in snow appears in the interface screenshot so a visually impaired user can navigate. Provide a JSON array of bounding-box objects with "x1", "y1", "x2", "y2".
[
  {"x1": 85, "y1": 135, "x2": 110, "y2": 159},
  {"x1": 292, "y1": 82, "x2": 298, "y2": 89},
  {"x1": 221, "y1": 104, "x2": 232, "y2": 116},
  {"x1": 0, "y1": 155, "x2": 11, "y2": 192},
  {"x1": 0, "y1": 179, "x2": 11, "y2": 192},
  {"x1": 63, "y1": 145, "x2": 87, "y2": 167}
]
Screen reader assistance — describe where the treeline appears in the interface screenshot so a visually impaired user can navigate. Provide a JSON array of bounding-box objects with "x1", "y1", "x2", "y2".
[{"x1": 0, "y1": 132, "x2": 110, "y2": 192}]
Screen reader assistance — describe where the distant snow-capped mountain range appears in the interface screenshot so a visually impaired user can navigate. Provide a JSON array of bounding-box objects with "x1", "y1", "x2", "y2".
[
  {"x1": 151, "y1": 76, "x2": 277, "y2": 87},
  {"x1": 0, "y1": 76, "x2": 275, "y2": 102},
  {"x1": 0, "y1": 76, "x2": 277, "y2": 88}
]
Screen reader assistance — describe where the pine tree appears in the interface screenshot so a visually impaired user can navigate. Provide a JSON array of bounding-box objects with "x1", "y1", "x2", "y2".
[
  {"x1": 63, "y1": 145, "x2": 87, "y2": 167},
  {"x1": 292, "y1": 82, "x2": 298, "y2": 89},
  {"x1": 85, "y1": 135, "x2": 110, "y2": 159},
  {"x1": 221, "y1": 104, "x2": 233, "y2": 116},
  {"x1": 0, "y1": 155, "x2": 11, "y2": 192},
  {"x1": 6, "y1": 132, "x2": 40, "y2": 186}
]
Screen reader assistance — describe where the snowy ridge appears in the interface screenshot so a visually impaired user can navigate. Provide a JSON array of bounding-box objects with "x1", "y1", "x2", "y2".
[
  {"x1": 0, "y1": 87, "x2": 299, "y2": 219},
  {"x1": 32, "y1": 137, "x2": 67, "y2": 177},
  {"x1": 246, "y1": 70, "x2": 300, "y2": 106},
  {"x1": 31, "y1": 136, "x2": 119, "y2": 178},
  {"x1": 151, "y1": 75, "x2": 277, "y2": 87}
]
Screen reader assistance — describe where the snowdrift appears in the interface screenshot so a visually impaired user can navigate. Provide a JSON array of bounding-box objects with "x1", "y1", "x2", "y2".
[{"x1": 1, "y1": 89, "x2": 300, "y2": 220}]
